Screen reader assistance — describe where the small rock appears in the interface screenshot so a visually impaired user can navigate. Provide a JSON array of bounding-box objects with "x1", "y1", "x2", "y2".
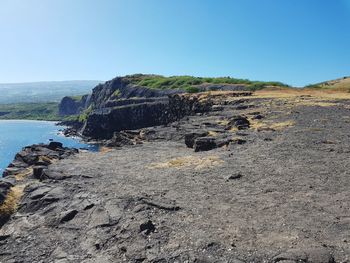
[
  {"x1": 60, "y1": 210, "x2": 78, "y2": 223},
  {"x1": 231, "y1": 138, "x2": 246, "y2": 145},
  {"x1": 252, "y1": 114, "x2": 264, "y2": 120},
  {"x1": 227, "y1": 173, "x2": 243, "y2": 180},
  {"x1": 48, "y1": 141, "x2": 63, "y2": 150},
  {"x1": 140, "y1": 220, "x2": 155, "y2": 235}
]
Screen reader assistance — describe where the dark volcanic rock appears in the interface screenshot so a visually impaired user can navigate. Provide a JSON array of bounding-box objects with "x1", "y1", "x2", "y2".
[
  {"x1": 0, "y1": 178, "x2": 15, "y2": 204},
  {"x1": 228, "y1": 115, "x2": 250, "y2": 130},
  {"x1": 106, "y1": 131, "x2": 135, "y2": 147},
  {"x1": 193, "y1": 135, "x2": 233, "y2": 152},
  {"x1": 59, "y1": 95, "x2": 89, "y2": 116},
  {"x1": 140, "y1": 220, "x2": 156, "y2": 235},
  {"x1": 185, "y1": 130, "x2": 209, "y2": 148},
  {"x1": 82, "y1": 94, "x2": 213, "y2": 139},
  {"x1": 48, "y1": 141, "x2": 63, "y2": 150},
  {"x1": 82, "y1": 100, "x2": 172, "y2": 139},
  {"x1": 90, "y1": 76, "x2": 183, "y2": 109},
  {"x1": 194, "y1": 137, "x2": 217, "y2": 152},
  {"x1": 32, "y1": 166, "x2": 47, "y2": 180}
]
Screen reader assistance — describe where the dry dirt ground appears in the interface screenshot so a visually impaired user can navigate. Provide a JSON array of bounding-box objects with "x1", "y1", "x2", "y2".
[{"x1": 1, "y1": 90, "x2": 350, "y2": 262}]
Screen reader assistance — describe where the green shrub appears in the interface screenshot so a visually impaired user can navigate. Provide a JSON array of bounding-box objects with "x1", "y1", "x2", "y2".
[
  {"x1": 126, "y1": 75, "x2": 289, "y2": 91},
  {"x1": 185, "y1": 86, "x2": 200, "y2": 93},
  {"x1": 112, "y1": 89, "x2": 121, "y2": 98},
  {"x1": 78, "y1": 105, "x2": 93, "y2": 123}
]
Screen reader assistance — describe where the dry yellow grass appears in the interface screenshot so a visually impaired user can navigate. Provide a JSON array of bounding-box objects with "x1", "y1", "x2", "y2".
[
  {"x1": 269, "y1": 121, "x2": 295, "y2": 130},
  {"x1": 99, "y1": 146, "x2": 113, "y2": 154},
  {"x1": 216, "y1": 119, "x2": 230, "y2": 126},
  {"x1": 250, "y1": 119, "x2": 295, "y2": 131},
  {"x1": 0, "y1": 185, "x2": 24, "y2": 216},
  {"x1": 38, "y1": 156, "x2": 53, "y2": 164},
  {"x1": 147, "y1": 155, "x2": 224, "y2": 170},
  {"x1": 314, "y1": 77, "x2": 350, "y2": 91},
  {"x1": 254, "y1": 88, "x2": 350, "y2": 101},
  {"x1": 14, "y1": 168, "x2": 33, "y2": 181},
  {"x1": 296, "y1": 101, "x2": 337, "y2": 107},
  {"x1": 207, "y1": 131, "x2": 218, "y2": 137}
]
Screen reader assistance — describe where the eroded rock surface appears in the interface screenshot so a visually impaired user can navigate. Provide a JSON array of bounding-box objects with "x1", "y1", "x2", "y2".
[{"x1": 1, "y1": 92, "x2": 350, "y2": 262}]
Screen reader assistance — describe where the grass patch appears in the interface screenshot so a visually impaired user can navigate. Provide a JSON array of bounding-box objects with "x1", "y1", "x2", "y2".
[
  {"x1": 99, "y1": 146, "x2": 113, "y2": 154},
  {"x1": 295, "y1": 100, "x2": 338, "y2": 107},
  {"x1": 207, "y1": 131, "x2": 219, "y2": 136},
  {"x1": 112, "y1": 90, "x2": 121, "y2": 97},
  {"x1": 68, "y1": 95, "x2": 84, "y2": 101},
  {"x1": 14, "y1": 168, "x2": 33, "y2": 181},
  {"x1": 0, "y1": 186, "x2": 24, "y2": 217},
  {"x1": 250, "y1": 119, "x2": 295, "y2": 131},
  {"x1": 78, "y1": 105, "x2": 93, "y2": 123},
  {"x1": 123, "y1": 74, "x2": 289, "y2": 91}
]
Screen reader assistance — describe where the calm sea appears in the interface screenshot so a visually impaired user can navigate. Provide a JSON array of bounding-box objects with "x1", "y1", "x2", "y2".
[{"x1": 0, "y1": 120, "x2": 98, "y2": 174}]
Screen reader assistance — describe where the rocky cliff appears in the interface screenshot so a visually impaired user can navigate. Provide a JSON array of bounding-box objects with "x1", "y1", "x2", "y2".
[
  {"x1": 59, "y1": 95, "x2": 90, "y2": 116},
  {"x1": 63, "y1": 75, "x2": 254, "y2": 140},
  {"x1": 80, "y1": 93, "x2": 217, "y2": 139}
]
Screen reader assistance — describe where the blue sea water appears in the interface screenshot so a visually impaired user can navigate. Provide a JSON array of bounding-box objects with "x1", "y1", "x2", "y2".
[{"x1": 0, "y1": 120, "x2": 98, "y2": 174}]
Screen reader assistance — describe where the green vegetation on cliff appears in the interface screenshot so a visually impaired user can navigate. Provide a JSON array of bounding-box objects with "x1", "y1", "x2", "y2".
[{"x1": 125, "y1": 74, "x2": 289, "y2": 91}]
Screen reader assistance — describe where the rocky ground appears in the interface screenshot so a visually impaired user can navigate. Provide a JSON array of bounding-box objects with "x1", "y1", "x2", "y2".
[{"x1": 1, "y1": 90, "x2": 350, "y2": 262}]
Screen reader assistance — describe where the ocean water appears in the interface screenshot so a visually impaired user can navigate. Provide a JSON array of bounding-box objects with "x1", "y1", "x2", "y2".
[{"x1": 0, "y1": 120, "x2": 98, "y2": 173}]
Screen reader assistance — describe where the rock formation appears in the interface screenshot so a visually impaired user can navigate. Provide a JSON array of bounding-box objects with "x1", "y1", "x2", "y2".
[{"x1": 58, "y1": 95, "x2": 90, "y2": 116}]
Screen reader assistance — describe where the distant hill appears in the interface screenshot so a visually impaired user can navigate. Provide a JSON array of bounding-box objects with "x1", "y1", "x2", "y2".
[
  {"x1": 0, "y1": 80, "x2": 102, "y2": 104},
  {"x1": 305, "y1": 77, "x2": 350, "y2": 91}
]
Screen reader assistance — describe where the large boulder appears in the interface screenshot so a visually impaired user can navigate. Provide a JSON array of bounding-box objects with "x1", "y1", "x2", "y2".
[
  {"x1": 194, "y1": 137, "x2": 218, "y2": 152},
  {"x1": 184, "y1": 131, "x2": 209, "y2": 148}
]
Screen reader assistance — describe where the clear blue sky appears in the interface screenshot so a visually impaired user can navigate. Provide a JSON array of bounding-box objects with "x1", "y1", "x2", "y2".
[{"x1": 0, "y1": 0, "x2": 349, "y2": 86}]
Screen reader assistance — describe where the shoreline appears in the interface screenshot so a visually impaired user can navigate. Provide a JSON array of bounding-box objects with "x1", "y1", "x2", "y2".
[{"x1": 0, "y1": 121, "x2": 98, "y2": 174}]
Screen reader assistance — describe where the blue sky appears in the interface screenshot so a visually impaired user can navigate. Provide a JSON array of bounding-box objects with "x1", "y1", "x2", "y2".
[{"x1": 0, "y1": 0, "x2": 349, "y2": 86}]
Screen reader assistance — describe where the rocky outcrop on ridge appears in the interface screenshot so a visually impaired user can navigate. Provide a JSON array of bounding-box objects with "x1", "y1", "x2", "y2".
[
  {"x1": 59, "y1": 95, "x2": 90, "y2": 116},
  {"x1": 59, "y1": 75, "x2": 253, "y2": 140},
  {"x1": 81, "y1": 92, "x2": 221, "y2": 139}
]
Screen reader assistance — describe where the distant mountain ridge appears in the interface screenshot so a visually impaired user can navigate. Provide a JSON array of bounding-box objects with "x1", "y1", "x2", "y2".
[
  {"x1": 0, "y1": 80, "x2": 102, "y2": 104},
  {"x1": 305, "y1": 76, "x2": 350, "y2": 91}
]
